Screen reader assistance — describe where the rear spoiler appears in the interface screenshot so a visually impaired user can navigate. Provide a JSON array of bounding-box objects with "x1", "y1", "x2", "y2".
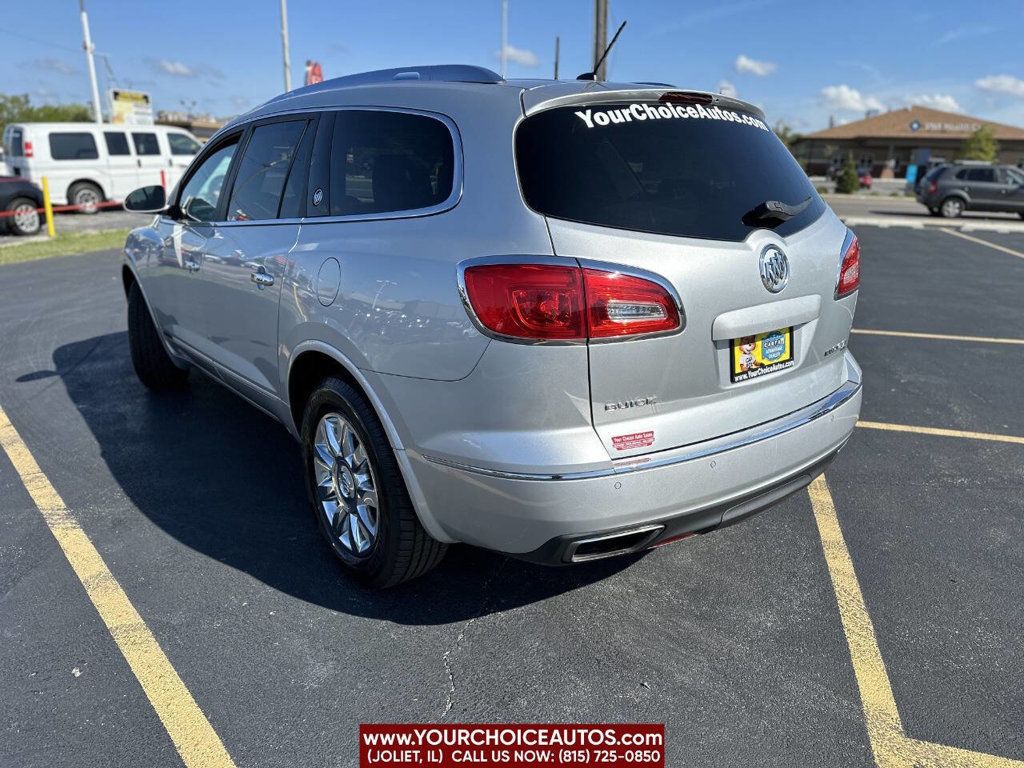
[{"x1": 521, "y1": 84, "x2": 765, "y2": 122}]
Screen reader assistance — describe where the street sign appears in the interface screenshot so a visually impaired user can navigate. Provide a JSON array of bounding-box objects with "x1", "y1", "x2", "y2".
[{"x1": 109, "y1": 89, "x2": 153, "y2": 125}]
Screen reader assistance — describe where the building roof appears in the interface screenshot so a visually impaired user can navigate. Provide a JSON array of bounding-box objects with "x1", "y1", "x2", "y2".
[{"x1": 803, "y1": 105, "x2": 1024, "y2": 141}]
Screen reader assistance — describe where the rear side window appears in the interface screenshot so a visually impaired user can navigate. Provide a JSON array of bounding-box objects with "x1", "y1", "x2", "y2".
[
  {"x1": 226, "y1": 120, "x2": 306, "y2": 221},
  {"x1": 515, "y1": 102, "x2": 824, "y2": 241},
  {"x1": 132, "y1": 132, "x2": 160, "y2": 156},
  {"x1": 168, "y1": 133, "x2": 201, "y2": 156},
  {"x1": 965, "y1": 168, "x2": 995, "y2": 182},
  {"x1": 104, "y1": 132, "x2": 130, "y2": 156},
  {"x1": 49, "y1": 132, "x2": 99, "y2": 161},
  {"x1": 329, "y1": 110, "x2": 455, "y2": 216}
]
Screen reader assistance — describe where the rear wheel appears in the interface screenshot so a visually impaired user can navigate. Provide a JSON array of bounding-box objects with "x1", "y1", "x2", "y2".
[
  {"x1": 68, "y1": 181, "x2": 103, "y2": 214},
  {"x1": 940, "y1": 196, "x2": 964, "y2": 218},
  {"x1": 127, "y1": 281, "x2": 189, "y2": 390},
  {"x1": 301, "y1": 377, "x2": 446, "y2": 587},
  {"x1": 5, "y1": 197, "x2": 40, "y2": 235}
]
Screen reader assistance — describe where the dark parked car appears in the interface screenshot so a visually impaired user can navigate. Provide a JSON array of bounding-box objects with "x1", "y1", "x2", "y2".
[
  {"x1": 916, "y1": 163, "x2": 1024, "y2": 218},
  {"x1": 0, "y1": 176, "x2": 43, "y2": 235}
]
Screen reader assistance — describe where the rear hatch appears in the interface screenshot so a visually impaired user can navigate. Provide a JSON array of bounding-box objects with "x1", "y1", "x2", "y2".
[{"x1": 515, "y1": 92, "x2": 857, "y2": 458}]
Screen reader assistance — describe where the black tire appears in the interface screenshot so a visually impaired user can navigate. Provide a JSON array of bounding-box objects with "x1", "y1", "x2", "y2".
[
  {"x1": 5, "y1": 197, "x2": 41, "y2": 236},
  {"x1": 928, "y1": 207, "x2": 940, "y2": 217},
  {"x1": 68, "y1": 181, "x2": 103, "y2": 214},
  {"x1": 1018, "y1": 212, "x2": 1024, "y2": 220},
  {"x1": 939, "y1": 196, "x2": 964, "y2": 218},
  {"x1": 127, "y1": 281, "x2": 189, "y2": 390},
  {"x1": 301, "y1": 377, "x2": 446, "y2": 587}
]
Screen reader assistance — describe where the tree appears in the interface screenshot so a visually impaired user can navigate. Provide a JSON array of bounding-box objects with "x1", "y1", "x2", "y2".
[
  {"x1": 773, "y1": 121, "x2": 801, "y2": 149},
  {"x1": 835, "y1": 152, "x2": 860, "y2": 194},
  {"x1": 959, "y1": 125, "x2": 999, "y2": 162},
  {"x1": 0, "y1": 93, "x2": 92, "y2": 138}
]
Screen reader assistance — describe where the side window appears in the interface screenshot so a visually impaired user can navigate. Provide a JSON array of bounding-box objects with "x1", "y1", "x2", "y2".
[
  {"x1": 49, "y1": 132, "x2": 99, "y2": 161},
  {"x1": 104, "y1": 132, "x2": 130, "y2": 156},
  {"x1": 132, "y1": 132, "x2": 160, "y2": 156},
  {"x1": 226, "y1": 120, "x2": 306, "y2": 221},
  {"x1": 966, "y1": 168, "x2": 995, "y2": 183},
  {"x1": 178, "y1": 140, "x2": 238, "y2": 223},
  {"x1": 7, "y1": 128, "x2": 24, "y2": 157},
  {"x1": 955, "y1": 168, "x2": 968, "y2": 180},
  {"x1": 1007, "y1": 168, "x2": 1024, "y2": 185},
  {"x1": 168, "y1": 133, "x2": 201, "y2": 156},
  {"x1": 329, "y1": 110, "x2": 455, "y2": 216},
  {"x1": 279, "y1": 119, "x2": 316, "y2": 219}
]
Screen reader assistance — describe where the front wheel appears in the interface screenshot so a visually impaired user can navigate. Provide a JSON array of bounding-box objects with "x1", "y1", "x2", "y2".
[
  {"x1": 301, "y1": 378, "x2": 446, "y2": 587},
  {"x1": 940, "y1": 196, "x2": 964, "y2": 218},
  {"x1": 127, "y1": 281, "x2": 190, "y2": 390},
  {"x1": 5, "y1": 197, "x2": 40, "y2": 235}
]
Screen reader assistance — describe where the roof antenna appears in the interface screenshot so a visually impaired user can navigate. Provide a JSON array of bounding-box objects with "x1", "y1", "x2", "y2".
[{"x1": 577, "y1": 20, "x2": 626, "y2": 81}]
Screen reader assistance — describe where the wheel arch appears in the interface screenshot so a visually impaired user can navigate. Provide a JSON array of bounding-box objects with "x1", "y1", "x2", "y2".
[{"x1": 67, "y1": 178, "x2": 107, "y2": 203}]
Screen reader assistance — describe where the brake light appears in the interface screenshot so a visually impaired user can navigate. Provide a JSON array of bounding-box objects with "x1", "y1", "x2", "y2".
[
  {"x1": 927, "y1": 180, "x2": 938, "y2": 194},
  {"x1": 23, "y1": 141, "x2": 33, "y2": 158},
  {"x1": 836, "y1": 232, "x2": 860, "y2": 298},
  {"x1": 462, "y1": 263, "x2": 681, "y2": 341}
]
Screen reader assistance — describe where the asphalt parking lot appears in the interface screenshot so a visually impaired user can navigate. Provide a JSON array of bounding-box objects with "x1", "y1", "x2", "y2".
[{"x1": 1, "y1": 225, "x2": 1022, "y2": 767}]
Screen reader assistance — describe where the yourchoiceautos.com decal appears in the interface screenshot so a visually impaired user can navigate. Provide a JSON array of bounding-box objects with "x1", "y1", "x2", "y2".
[{"x1": 575, "y1": 102, "x2": 770, "y2": 131}]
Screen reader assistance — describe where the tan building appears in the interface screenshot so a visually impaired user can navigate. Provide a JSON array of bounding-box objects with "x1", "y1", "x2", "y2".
[{"x1": 791, "y1": 105, "x2": 1024, "y2": 178}]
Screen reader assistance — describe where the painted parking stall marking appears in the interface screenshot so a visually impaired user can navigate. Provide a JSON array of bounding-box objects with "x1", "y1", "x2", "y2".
[
  {"x1": 942, "y1": 228, "x2": 1024, "y2": 260},
  {"x1": 0, "y1": 405, "x2": 236, "y2": 768},
  {"x1": 852, "y1": 328, "x2": 1024, "y2": 346},
  {"x1": 856, "y1": 420, "x2": 1024, "y2": 445}
]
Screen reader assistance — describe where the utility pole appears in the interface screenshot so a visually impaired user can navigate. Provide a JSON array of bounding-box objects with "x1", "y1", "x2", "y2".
[
  {"x1": 553, "y1": 36, "x2": 560, "y2": 79},
  {"x1": 592, "y1": 0, "x2": 608, "y2": 81},
  {"x1": 500, "y1": 0, "x2": 508, "y2": 78},
  {"x1": 78, "y1": 0, "x2": 103, "y2": 123},
  {"x1": 280, "y1": 0, "x2": 292, "y2": 92}
]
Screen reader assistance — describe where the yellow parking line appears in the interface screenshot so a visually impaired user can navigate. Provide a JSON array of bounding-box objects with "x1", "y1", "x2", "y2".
[
  {"x1": 942, "y1": 228, "x2": 1024, "y2": 260},
  {"x1": 0, "y1": 406, "x2": 236, "y2": 768},
  {"x1": 809, "y1": 476, "x2": 1024, "y2": 767},
  {"x1": 852, "y1": 328, "x2": 1024, "y2": 346},
  {"x1": 857, "y1": 420, "x2": 1024, "y2": 445}
]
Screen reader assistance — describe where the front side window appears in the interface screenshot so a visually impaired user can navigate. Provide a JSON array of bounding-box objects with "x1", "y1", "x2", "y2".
[
  {"x1": 226, "y1": 120, "x2": 306, "y2": 221},
  {"x1": 49, "y1": 132, "x2": 99, "y2": 161},
  {"x1": 104, "y1": 132, "x2": 130, "y2": 156},
  {"x1": 965, "y1": 168, "x2": 995, "y2": 183},
  {"x1": 178, "y1": 140, "x2": 238, "y2": 222},
  {"x1": 329, "y1": 110, "x2": 455, "y2": 216},
  {"x1": 1006, "y1": 167, "x2": 1024, "y2": 185},
  {"x1": 132, "y1": 132, "x2": 160, "y2": 156},
  {"x1": 168, "y1": 133, "x2": 201, "y2": 156},
  {"x1": 515, "y1": 102, "x2": 822, "y2": 241}
]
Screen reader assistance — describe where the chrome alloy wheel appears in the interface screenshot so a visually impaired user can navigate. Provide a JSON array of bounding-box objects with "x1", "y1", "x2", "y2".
[
  {"x1": 12, "y1": 202, "x2": 40, "y2": 234},
  {"x1": 313, "y1": 412, "x2": 379, "y2": 556}
]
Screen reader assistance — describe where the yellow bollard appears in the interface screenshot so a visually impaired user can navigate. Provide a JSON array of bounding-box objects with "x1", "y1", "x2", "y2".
[{"x1": 41, "y1": 176, "x2": 56, "y2": 238}]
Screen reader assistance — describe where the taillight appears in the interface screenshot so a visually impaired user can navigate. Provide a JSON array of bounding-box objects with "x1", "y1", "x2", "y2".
[
  {"x1": 835, "y1": 231, "x2": 860, "y2": 298},
  {"x1": 461, "y1": 262, "x2": 681, "y2": 341},
  {"x1": 927, "y1": 180, "x2": 938, "y2": 194},
  {"x1": 23, "y1": 141, "x2": 33, "y2": 158}
]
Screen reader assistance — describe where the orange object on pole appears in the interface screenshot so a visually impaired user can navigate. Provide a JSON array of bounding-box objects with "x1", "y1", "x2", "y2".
[
  {"x1": 160, "y1": 170, "x2": 166, "y2": 189},
  {"x1": 41, "y1": 176, "x2": 56, "y2": 238}
]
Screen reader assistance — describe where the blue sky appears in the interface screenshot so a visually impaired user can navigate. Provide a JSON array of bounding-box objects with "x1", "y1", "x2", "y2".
[{"x1": 3, "y1": 0, "x2": 1024, "y2": 131}]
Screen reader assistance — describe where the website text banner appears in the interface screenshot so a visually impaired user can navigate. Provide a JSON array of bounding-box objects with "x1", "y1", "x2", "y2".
[{"x1": 360, "y1": 724, "x2": 665, "y2": 767}]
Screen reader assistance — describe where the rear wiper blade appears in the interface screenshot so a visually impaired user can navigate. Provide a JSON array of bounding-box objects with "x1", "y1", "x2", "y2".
[{"x1": 743, "y1": 196, "x2": 812, "y2": 227}]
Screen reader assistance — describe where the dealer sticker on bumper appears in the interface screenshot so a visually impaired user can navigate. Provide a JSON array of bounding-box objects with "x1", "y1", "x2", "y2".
[{"x1": 730, "y1": 327, "x2": 794, "y2": 382}]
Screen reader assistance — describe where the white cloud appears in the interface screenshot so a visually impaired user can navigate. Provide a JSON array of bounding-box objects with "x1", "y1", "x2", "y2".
[
  {"x1": 975, "y1": 74, "x2": 1024, "y2": 98},
  {"x1": 496, "y1": 45, "x2": 539, "y2": 68},
  {"x1": 157, "y1": 59, "x2": 196, "y2": 77},
  {"x1": 28, "y1": 58, "x2": 77, "y2": 76},
  {"x1": 734, "y1": 54, "x2": 776, "y2": 77},
  {"x1": 820, "y1": 84, "x2": 884, "y2": 113},
  {"x1": 906, "y1": 93, "x2": 961, "y2": 112},
  {"x1": 717, "y1": 80, "x2": 738, "y2": 98}
]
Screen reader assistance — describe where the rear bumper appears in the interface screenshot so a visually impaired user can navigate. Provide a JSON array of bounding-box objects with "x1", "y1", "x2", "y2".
[{"x1": 404, "y1": 354, "x2": 862, "y2": 557}]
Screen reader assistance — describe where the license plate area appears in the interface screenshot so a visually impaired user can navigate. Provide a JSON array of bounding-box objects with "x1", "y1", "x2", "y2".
[{"x1": 730, "y1": 327, "x2": 794, "y2": 383}]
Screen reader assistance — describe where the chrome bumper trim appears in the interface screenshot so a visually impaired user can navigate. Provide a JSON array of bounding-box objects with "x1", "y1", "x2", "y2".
[{"x1": 421, "y1": 368, "x2": 862, "y2": 482}]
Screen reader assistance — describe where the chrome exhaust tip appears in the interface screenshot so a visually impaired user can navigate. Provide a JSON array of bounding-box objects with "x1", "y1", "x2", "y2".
[{"x1": 565, "y1": 524, "x2": 665, "y2": 563}]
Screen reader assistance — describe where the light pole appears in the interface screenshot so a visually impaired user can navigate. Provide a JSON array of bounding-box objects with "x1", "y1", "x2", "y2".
[
  {"x1": 593, "y1": 0, "x2": 608, "y2": 81},
  {"x1": 500, "y1": 0, "x2": 508, "y2": 79},
  {"x1": 280, "y1": 0, "x2": 292, "y2": 92},
  {"x1": 79, "y1": 0, "x2": 103, "y2": 123}
]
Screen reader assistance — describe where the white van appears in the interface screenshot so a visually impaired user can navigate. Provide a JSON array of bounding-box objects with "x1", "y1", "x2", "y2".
[{"x1": 1, "y1": 123, "x2": 201, "y2": 212}]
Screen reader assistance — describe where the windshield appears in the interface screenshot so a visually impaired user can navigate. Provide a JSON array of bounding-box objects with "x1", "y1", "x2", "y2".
[{"x1": 515, "y1": 102, "x2": 823, "y2": 242}]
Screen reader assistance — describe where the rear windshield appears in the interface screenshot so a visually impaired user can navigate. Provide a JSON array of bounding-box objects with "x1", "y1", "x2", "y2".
[{"x1": 515, "y1": 102, "x2": 823, "y2": 242}]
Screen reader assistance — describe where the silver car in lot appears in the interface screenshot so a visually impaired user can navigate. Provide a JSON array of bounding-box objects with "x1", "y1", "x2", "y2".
[{"x1": 122, "y1": 65, "x2": 862, "y2": 586}]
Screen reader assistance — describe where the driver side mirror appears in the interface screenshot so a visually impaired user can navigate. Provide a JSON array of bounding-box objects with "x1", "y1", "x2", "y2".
[{"x1": 124, "y1": 185, "x2": 167, "y2": 213}]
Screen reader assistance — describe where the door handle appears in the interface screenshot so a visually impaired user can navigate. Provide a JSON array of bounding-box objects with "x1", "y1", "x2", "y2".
[{"x1": 251, "y1": 270, "x2": 275, "y2": 287}]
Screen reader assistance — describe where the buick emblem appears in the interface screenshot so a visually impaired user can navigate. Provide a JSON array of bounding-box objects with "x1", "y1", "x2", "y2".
[{"x1": 759, "y1": 246, "x2": 790, "y2": 293}]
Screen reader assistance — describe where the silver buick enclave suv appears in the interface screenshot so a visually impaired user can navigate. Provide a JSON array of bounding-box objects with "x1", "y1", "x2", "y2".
[{"x1": 122, "y1": 65, "x2": 862, "y2": 586}]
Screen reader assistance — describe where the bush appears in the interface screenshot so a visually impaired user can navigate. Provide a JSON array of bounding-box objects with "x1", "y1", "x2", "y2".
[{"x1": 835, "y1": 153, "x2": 860, "y2": 194}]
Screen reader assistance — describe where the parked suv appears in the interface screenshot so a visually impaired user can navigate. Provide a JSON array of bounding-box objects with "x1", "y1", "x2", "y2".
[
  {"x1": 916, "y1": 162, "x2": 1024, "y2": 218},
  {"x1": 122, "y1": 65, "x2": 862, "y2": 586}
]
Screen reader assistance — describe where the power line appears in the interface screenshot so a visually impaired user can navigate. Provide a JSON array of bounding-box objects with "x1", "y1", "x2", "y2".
[{"x1": 0, "y1": 26, "x2": 80, "y2": 55}]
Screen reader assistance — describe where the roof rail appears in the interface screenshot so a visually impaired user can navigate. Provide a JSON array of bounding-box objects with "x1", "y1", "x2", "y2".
[{"x1": 290, "y1": 65, "x2": 504, "y2": 94}]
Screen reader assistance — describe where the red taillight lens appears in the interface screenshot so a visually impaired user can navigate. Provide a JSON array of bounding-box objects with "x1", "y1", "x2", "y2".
[
  {"x1": 462, "y1": 264, "x2": 585, "y2": 340},
  {"x1": 927, "y1": 180, "x2": 938, "y2": 194},
  {"x1": 584, "y1": 269, "x2": 680, "y2": 338},
  {"x1": 836, "y1": 232, "x2": 860, "y2": 298},
  {"x1": 23, "y1": 141, "x2": 33, "y2": 158},
  {"x1": 462, "y1": 263, "x2": 681, "y2": 341}
]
